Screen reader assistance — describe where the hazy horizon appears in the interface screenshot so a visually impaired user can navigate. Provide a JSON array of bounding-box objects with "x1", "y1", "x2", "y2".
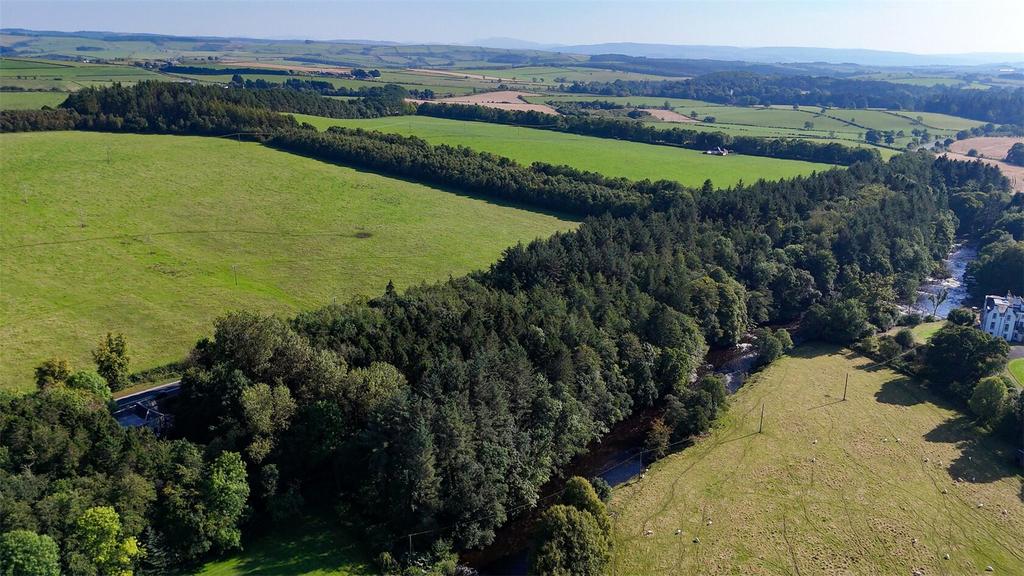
[{"x1": 3, "y1": 0, "x2": 1023, "y2": 55}]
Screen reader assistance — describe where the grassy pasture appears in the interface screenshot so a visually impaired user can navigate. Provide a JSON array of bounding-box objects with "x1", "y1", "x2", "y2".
[
  {"x1": 0, "y1": 91, "x2": 68, "y2": 109},
  {"x1": 0, "y1": 131, "x2": 576, "y2": 392},
  {"x1": 295, "y1": 114, "x2": 834, "y2": 187},
  {"x1": 0, "y1": 57, "x2": 167, "y2": 90},
  {"x1": 1009, "y1": 358, "x2": 1024, "y2": 386},
  {"x1": 610, "y1": 346, "x2": 1024, "y2": 575}
]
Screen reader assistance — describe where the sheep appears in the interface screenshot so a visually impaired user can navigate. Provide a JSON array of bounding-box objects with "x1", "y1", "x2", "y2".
[
  {"x1": 675, "y1": 529, "x2": 682, "y2": 535},
  {"x1": 644, "y1": 529, "x2": 653, "y2": 536}
]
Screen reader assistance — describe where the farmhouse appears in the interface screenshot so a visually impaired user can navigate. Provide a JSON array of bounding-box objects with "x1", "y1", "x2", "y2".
[{"x1": 980, "y1": 292, "x2": 1024, "y2": 343}]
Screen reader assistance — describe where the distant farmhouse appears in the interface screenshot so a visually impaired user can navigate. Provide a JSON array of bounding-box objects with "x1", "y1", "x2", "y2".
[{"x1": 980, "y1": 292, "x2": 1024, "y2": 343}]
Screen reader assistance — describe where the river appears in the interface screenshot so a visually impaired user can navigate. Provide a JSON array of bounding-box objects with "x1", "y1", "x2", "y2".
[{"x1": 908, "y1": 243, "x2": 977, "y2": 318}]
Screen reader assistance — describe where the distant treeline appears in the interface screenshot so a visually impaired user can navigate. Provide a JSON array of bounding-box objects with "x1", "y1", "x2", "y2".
[
  {"x1": 416, "y1": 101, "x2": 878, "y2": 165},
  {"x1": 0, "y1": 81, "x2": 410, "y2": 134},
  {"x1": 561, "y1": 72, "x2": 1024, "y2": 125},
  {"x1": 162, "y1": 65, "x2": 292, "y2": 76}
]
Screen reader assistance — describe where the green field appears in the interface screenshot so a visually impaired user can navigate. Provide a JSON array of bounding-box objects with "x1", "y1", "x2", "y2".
[
  {"x1": 525, "y1": 94, "x2": 985, "y2": 151},
  {"x1": 196, "y1": 516, "x2": 372, "y2": 576},
  {"x1": 0, "y1": 131, "x2": 576, "y2": 392},
  {"x1": 610, "y1": 346, "x2": 1024, "y2": 574},
  {"x1": 0, "y1": 90, "x2": 68, "y2": 109},
  {"x1": 0, "y1": 57, "x2": 168, "y2": 91},
  {"x1": 294, "y1": 114, "x2": 834, "y2": 187},
  {"x1": 911, "y1": 321, "x2": 946, "y2": 343},
  {"x1": 1009, "y1": 358, "x2": 1024, "y2": 386}
]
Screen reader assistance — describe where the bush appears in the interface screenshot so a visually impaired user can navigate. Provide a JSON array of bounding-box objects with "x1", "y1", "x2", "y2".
[
  {"x1": 947, "y1": 307, "x2": 975, "y2": 326},
  {"x1": 875, "y1": 336, "x2": 902, "y2": 360},
  {"x1": 65, "y1": 370, "x2": 112, "y2": 403},
  {"x1": 894, "y1": 328, "x2": 916, "y2": 349},
  {"x1": 588, "y1": 477, "x2": 611, "y2": 502},
  {"x1": 899, "y1": 313, "x2": 924, "y2": 327}
]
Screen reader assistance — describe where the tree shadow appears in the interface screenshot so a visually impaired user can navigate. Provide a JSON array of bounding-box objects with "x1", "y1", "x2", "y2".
[
  {"x1": 923, "y1": 414, "x2": 1022, "y2": 487},
  {"x1": 873, "y1": 378, "x2": 924, "y2": 406}
]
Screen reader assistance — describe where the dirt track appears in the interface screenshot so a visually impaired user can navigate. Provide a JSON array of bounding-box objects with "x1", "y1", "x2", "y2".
[{"x1": 946, "y1": 137, "x2": 1024, "y2": 192}]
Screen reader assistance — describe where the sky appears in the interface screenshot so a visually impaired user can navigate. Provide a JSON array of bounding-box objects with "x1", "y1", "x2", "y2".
[{"x1": 2, "y1": 0, "x2": 1023, "y2": 55}]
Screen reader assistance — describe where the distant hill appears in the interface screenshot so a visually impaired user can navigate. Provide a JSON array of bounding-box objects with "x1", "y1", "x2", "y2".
[{"x1": 555, "y1": 42, "x2": 1024, "y2": 67}]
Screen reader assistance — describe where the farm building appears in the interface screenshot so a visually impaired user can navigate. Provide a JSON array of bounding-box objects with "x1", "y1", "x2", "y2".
[
  {"x1": 980, "y1": 292, "x2": 1024, "y2": 343},
  {"x1": 704, "y1": 146, "x2": 730, "y2": 156}
]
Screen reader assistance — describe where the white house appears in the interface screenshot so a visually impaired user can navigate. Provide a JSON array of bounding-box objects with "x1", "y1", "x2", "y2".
[{"x1": 980, "y1": 292, "x2": 1024, "y2": 343}]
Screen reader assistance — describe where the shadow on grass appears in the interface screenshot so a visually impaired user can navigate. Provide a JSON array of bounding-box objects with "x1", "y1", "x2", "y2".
[
  {"x1": 203, "y1": 515, "x2": 373, "y2": 576},
  {"x1": 923, "y1": 414, "x2": 1022, "y2": 489},
  {"x1": 873, "y1": 378, "x2": 924, "y2": 406}
]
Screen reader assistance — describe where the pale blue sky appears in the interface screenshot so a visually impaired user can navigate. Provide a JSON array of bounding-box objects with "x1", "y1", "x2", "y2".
[{"x1": 2, "y1": 0, "x2": 1022, "y2": 54}]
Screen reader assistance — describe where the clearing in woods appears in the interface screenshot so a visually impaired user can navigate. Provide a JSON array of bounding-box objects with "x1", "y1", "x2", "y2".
[
  {"x1": 294, "y1": 114, "x2": 833, "y2": 188},
  {"x1": 0, "y1": 131, "x2": 576, "y2": 392},
  {"x1": 610, "y1": 346, "x2": 1024, "y2": 575}
]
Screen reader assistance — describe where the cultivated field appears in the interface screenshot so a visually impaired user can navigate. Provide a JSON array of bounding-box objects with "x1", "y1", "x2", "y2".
[
  {"x1": 610, "y1": 346, "x2": 1024, "y2": 575},
  {"x1": 409, "y1": 90, "x2": 558, "y2": 113},
  {"x1": 0, "y1": 131, "x2": 576, "y2": 392},
  {"x1": 946, "y1": 137, "x2": 1024, "y2": 192},
  {"x1": 295, "y1": 114, "x2": 834, "y2": 187}
]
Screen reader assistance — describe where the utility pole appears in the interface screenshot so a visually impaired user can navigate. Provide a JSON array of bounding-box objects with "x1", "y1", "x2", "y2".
[
  {"x1": 231, "y1": 264, "x2": 238, "y2": 286},
  {"x1": 758, "y1": 403, "x2": 764, "y2": 434},
  {"x1": 843, "y1": 372, "x2": 849, "y2": 401}
]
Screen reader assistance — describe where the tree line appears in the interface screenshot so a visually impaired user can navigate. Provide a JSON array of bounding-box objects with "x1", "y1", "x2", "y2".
[
  {"x1": 0, "y1": 81, "x2": 411, "y2": 135},
  {"x1": 415, "y1": 101, "x2": 880, "y2": 166},
  {"x1": 0, "y1": 81, "x2": 1014, "y2": 575},
  {"x1": 561, "y1": 72, "x2": 1024, "y2": 126}
]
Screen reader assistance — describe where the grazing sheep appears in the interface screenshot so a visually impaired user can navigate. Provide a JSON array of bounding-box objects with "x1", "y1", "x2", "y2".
[
  {"x1": 675, "y1": 529, "x2": 682, "y2": 535},
  {"x1": 644, "y1": 529, "x2": 653, "y2": 536},
  {"x1": 943, "y1": 553, "x2": 950, "y2": 560}
]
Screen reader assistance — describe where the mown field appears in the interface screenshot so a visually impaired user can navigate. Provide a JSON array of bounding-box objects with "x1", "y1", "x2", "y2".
[
  {"x1": 0, "y1": 90, "x2": 68, "y2": 109},
  {"x1": 610, "y1": 346, "x2": 1024, "y2": 575},
  {"x1": 0, "y1": 131, "x2": 576, "y2": 392},
  {"x1": 294, "y1": 114, "x2": 834, "y2": 187}
]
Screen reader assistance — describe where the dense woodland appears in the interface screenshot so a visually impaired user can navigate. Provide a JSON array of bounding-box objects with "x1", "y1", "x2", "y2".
[
  {"x1": 0, "y1": 81, "x2": 409, "y2": 134},
  {"x1": 562, "y1": 72, "x2": 1024, "y2": 126},
  {"x1": 416, "y1": 102, "x2": 879, "y2": 165},
  {"x1": 1, "y1": 81, "x2": 1021, "y2": 575}
]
